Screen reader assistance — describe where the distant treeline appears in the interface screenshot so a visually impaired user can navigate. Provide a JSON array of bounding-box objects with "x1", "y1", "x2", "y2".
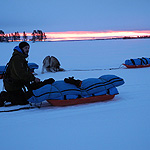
[
  {"x1": 0, "y1": 30, "x2": 47, "y2": 42},
  {"x1": 123, "y1": 36, "x2": 150, "y2": 39}
]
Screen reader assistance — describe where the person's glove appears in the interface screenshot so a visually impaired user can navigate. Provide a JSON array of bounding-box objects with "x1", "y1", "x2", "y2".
[
  {"x1": 64, "y1": 76, "x2": 82, "y2": 87},
  {"x1": 29, "y1": 78, "x2": 55, "y2": 90},
  {"x1": 34, "y1": 77, "x2": 40, "y2": 83},
  {"x1": 43, "y1": 78, "x2": 55, "y2": 84},
  {"x1": 29, "y1": 82, "x2": 43, "y2": 90}
]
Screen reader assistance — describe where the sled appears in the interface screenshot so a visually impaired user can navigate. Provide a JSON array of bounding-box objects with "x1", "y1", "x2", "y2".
[
  {"x1": 28, "y1": 63, "x2": 39, "y2": 73},
  {"x1": 47, "y1": 94, "x2": 115, "y2": 106},
  {"x1": 123, "y1": 64, "x2": 150, "y2": 68},
  {"x1": 0, "y1": 63, "x2": 39, "y2": 79}
]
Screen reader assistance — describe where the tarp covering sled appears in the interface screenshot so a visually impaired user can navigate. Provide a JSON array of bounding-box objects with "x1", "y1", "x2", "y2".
[
  {"x1": 28, "y1": 75, "x2": 124, "y2": 106},
  {"x1": 123, "y1": 57, "x2": 150, "y2": 68}
]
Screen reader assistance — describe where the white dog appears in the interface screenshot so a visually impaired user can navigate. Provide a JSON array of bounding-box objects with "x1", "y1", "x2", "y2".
[{"x1": 42, "y1": 56, "x2": 64, "y2": 73}]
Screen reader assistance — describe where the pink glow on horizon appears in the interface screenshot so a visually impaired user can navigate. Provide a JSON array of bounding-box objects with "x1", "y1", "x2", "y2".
[
  {"x1": 4, "y1": 30, "x2": 150, "y2": 41},
  {"x1": 45, "y1": 30, "x2": 150, "y2": 41}
]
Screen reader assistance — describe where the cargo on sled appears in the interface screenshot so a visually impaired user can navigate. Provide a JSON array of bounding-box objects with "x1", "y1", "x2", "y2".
[
  {"x1": 28, "y1": 75, "x2": 125, "y2": 106},
  {"x1": 123, "y1": 57, "x2": 150, "y2": 68}
]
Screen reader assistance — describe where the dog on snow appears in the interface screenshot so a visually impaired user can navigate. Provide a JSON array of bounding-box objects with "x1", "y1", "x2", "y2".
[{"x1": 41, "y1": 56, "x2": 64, "y2": 73}]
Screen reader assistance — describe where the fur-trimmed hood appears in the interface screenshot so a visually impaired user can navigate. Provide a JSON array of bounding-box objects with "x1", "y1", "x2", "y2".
[{"x1": 13, "y1": 46, "x2": 28, "y2": 58}]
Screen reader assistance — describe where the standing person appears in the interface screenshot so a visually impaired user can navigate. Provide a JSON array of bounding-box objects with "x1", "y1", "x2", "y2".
[{"x1": 2, "y1": 41, "x2": 40, "y2": 106}]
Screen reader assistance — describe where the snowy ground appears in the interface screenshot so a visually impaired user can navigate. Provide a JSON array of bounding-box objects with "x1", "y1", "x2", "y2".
[{"x1": 0, "y1": 39, "x2": 150, "y2": 150}]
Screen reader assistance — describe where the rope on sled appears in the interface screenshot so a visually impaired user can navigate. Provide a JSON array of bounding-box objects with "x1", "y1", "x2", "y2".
[
  {"x1": 66, "y1": 64, "x2": 124, "y2": 72},
  {"x1": 108, "y1": 64, "x2": 125, "y2": 70},
  {"x1": 0, "y1": 106, "x2": 36, "y2": 113}
]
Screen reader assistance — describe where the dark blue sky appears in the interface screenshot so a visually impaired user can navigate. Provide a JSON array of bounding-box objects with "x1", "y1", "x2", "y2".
[{"x1": 1, "y1": 0, "x2": 150, "y2": 33}]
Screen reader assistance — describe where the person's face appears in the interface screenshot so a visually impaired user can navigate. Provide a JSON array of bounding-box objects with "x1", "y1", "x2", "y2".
[{"x1": 22, "y1": 46, "x2": 30, "y2": 55}]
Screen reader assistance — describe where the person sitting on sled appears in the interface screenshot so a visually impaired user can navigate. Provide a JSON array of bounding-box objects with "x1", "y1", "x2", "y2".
[{"x1": 0, "y1": 41, "x2": 55, "y2": 106}]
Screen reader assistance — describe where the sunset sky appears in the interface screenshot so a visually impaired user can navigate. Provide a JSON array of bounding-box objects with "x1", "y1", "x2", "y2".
[
  {"x1": 3, "y1": 30, "x2": 150, "y2": 41},
  {"x1": 44, "y1": 30, "x2": 150, "y2": 41},
  {"x1": 1, "y1": 0, "x2": 150, "y2": 33}
]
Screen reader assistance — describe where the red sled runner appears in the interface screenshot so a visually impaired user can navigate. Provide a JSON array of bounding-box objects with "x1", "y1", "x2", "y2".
[
  {"x1": 123, "y1": 64, "x2": 150, "y2": 68},
  {"x1": 47, "y1": 94, "x2": 115, "y2": 106}
]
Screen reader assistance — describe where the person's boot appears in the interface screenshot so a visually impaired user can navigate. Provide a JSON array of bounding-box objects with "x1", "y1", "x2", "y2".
[{"x1": 0, "y1": 92, "x2": 5, "y2": 107}]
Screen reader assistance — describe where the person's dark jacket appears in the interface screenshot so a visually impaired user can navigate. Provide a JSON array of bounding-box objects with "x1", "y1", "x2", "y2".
[{"x1": 3, "y1": 46, "x2": 35, "y2": 91}]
